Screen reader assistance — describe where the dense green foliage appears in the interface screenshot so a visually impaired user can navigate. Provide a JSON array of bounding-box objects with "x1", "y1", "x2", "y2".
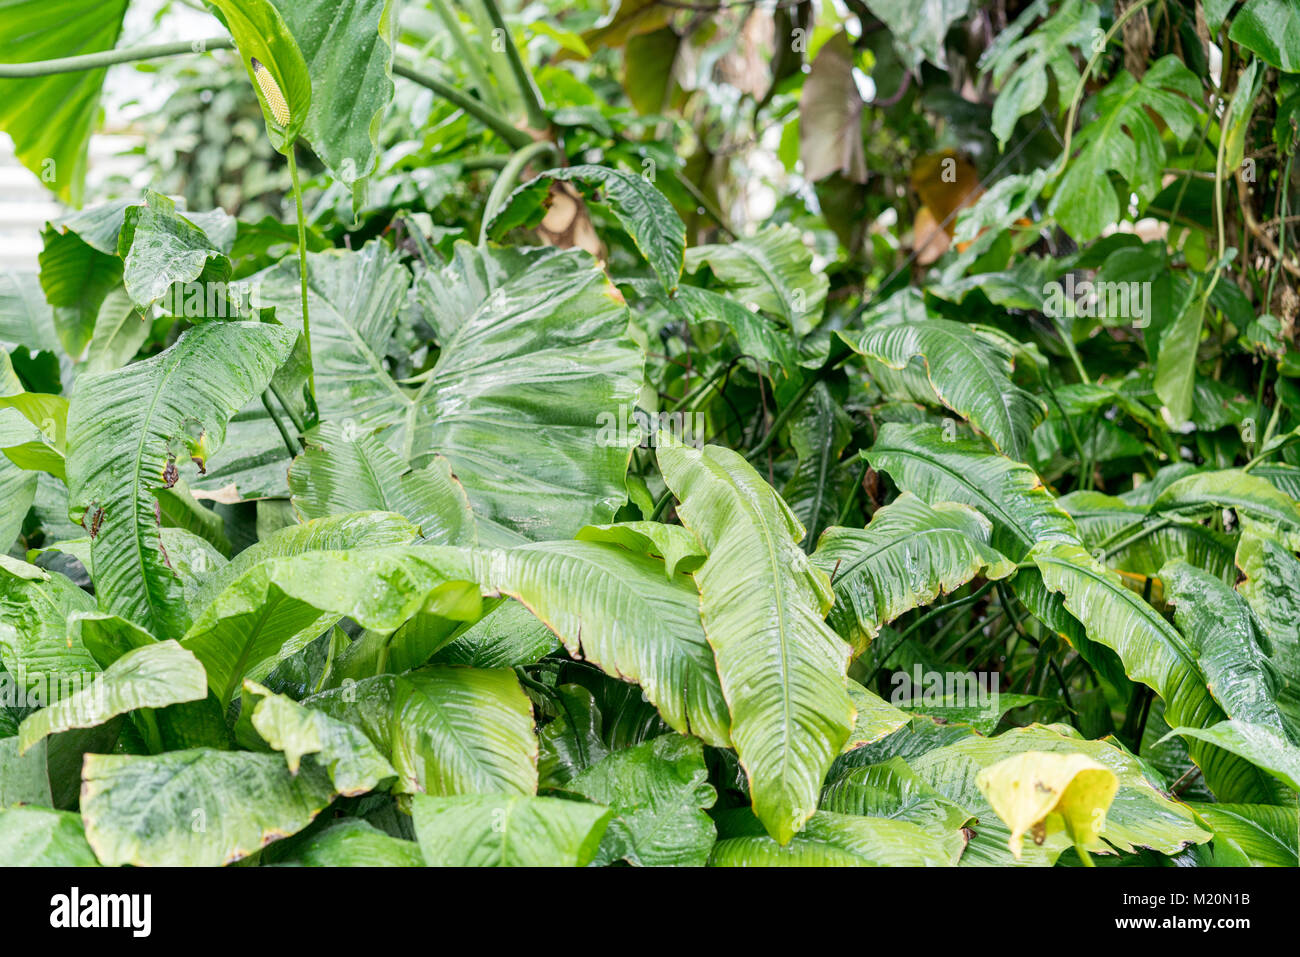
[{"x1": 0, "y1": 0, "x2": 1298, "y2": 867}]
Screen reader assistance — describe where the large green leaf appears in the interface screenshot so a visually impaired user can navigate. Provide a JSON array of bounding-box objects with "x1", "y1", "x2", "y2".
[
  {"x1": 116, "y1": 191, "x2": 233, "y2": 312},
  {"x1": 182, "y1": 545, "x2": 482, "y2": 702},
  {"x1": 0, "y1": 0, "x2": 128, "y2": 205},
  {"x1": 289, "y1": 422, "x2": 475, "y2": 544},
  {"x1": 17, "y1": 641, "x2": 206, "y2": 753},
  {"x1": 0, "y1": 807, "x2": 99, "y2": 866},
  {"x1": 459, "y1": 539, "x2": 730, "y2": 746},
  {"x1": 658, "y1": 439, "x2": 854, "y2": 844},
  {"x1": 406, "y1": 243, "x2": 642, "y2": 541},
  {"x1": 710, "y1": 808, "x2": 963, "y2": 866},
  {"x1": 569, "y1": 734, "x2": 717, "y2": 867},
  {"x1": 0, "y1": 557, "x2": 99, "y2": 691},
  {"x1": 1153, "y1": 469, "x2": 1300, "y2": 546},
  {"x1": 259, "y1": 241, "x2": 643, "y2": 542},
  {"x1": 684, "y1": 225, "x2": 828, "y2": 337},
  {"x1": 1163, "y1": 721, "x2": 1300, "y2": 793},
  {"x1": 270, "y1": 0, "x2": 396, "y2": 187},
  {"x1": 1188, "y1": 802, "x2": 1300, "y2": 866},
  {"x1": 980, "y1": 0, "x2": 1099, "y2": 147},
  {"x1": 1162, "y1": 559, "x2": 1290, "y2": 737},
  {"x1": 1032, "y1": 542, "x2": 1281, "y2": 803},
  {"x1": 841, "y1": 293, "x2": 1045, "y2": 459},
  {"x1": 303, "y1": 666, "x2": 538, "y2": 797},
  {"x1": 1229, "y1": 0, "x2": 1300, "y2": 72},
  {"x1": 80, "y1": 749, "x2": 335, "y2": 866},
  {"x1": 865, "y1": 423, "x2": 1080, "y2": 559},
  {"x1": 410, "y1": 793, "x2": 612, "y2": 866},
  {"x1": 820, "y1": 756, "x2": 974, "y2": 835},
  {"x1": 782, "y1": 382, "x2": 852, "y2": 549},
  {"x1": 489, "y1": 165, "x2": 686, "y2": 297},
  {"x1": 813, "y1": 492, "x2": 1015, "y2": 653},
  {"x1": 1051, "y1": 56, "x2": 1202, "y2": 240},
  {"x1": 65, "y1": 321, "x2": 296, "y2": 636}
]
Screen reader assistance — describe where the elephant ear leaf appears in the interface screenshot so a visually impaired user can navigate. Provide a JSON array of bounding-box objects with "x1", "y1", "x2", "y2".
[
  {"x1": 0, "y1": 0, "x2": 129, "y2": 206},
  {"x1": 65, "y1": 322, "x2": 297, "y2": 637}
]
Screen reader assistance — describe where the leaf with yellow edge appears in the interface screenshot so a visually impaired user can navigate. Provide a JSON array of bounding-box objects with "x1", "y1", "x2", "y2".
[{"x1": 976, "y1": 751, "x2": 1118, "y2": 861}]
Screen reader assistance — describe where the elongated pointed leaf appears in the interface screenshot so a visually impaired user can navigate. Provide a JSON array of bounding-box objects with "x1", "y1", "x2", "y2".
[
  {"x1": 458, "y1": 539, "x2": 730, "y2": 746},
  {"x1": 841, "y1": 297, "x2": 1045, "y2": 459},
  {"x1": 0, "y1": 808, "x2": 99, "y2": 866},
  {"x1": 1163, "y1": 721, "x2": 1300, "y2": 793},
  {"x1": 270, "y1": 0, "x2": 395, "y2": 187},
  {"x1": 813, "y1": 493, "x2": 1015, "y2": 653},
  {"x1": 18, "y1": 641, "x2": 206, "y2": 753},
  {"x1": 1032, "y1": 542, "x2": 1280, "y2": 803},
  {"x1": 658, "y1": 439, "x2": 854, "y2": 844},
  {"x1": 65, "y1": 321, "x2": 297, "y2": 636}
]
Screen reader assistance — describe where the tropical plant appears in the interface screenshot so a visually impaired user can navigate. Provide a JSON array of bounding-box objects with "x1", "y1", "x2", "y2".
[{"x1": 0, "y1": 0, "x2": 1298, "y2": 869}]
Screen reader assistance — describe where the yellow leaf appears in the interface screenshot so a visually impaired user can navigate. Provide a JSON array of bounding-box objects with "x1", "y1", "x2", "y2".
[{"x1": 976, "y1": 751, "x2": 1118, "y2": 860}]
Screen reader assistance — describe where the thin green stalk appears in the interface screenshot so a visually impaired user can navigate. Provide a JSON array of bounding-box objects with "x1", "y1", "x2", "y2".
[
  {"x1": 262, "y1": 392, "x2": 299, "y2": 457},
  {"x1": 650, "y1": 489, "x2": 674, "y2": 522},
  {"x1": 479, "y1": 140, "x2": 559, "y2": 243},
  {"x1": 1266, "y1": 152, "x2": 1295, "y2": 309},
  {"x1": 285, "y1": 147, "x2": 316, "y2": 406},
  {"x1": 429, "y1": 0, "x2": 503, "y2": 113},
  {"x1": 745, "y1": 374, "x2": 819, "y2": 461},
  {"x1": 835, "y1": 460, "x2": 871, "y2": 528},
  {"x1": 392, "y1": 60, "x2": 531, "y2": 149},
  {"x1": 1101, "y1": 517, "x2": 1173, "y2": 559},
  {"x1": 0, "y1": 37, "x2": 233, "y2": 76},
  {"x1": 1057, "y1": 0, "x2": 1160, "y2": 173},
  {"x1": 863, "y1": 582, "x2": 995, "y2": 686},
  {"x1": 269, "y1": 381, "x2": 306, "y2": 436},
  {"x1": 481, "y1": 0, "x2": 549, "y2": 132}
]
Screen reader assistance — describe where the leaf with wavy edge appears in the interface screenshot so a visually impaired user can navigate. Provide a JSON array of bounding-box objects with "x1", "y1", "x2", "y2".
[
  {"x1": 813, "y1": 492, "x2": 1015, "y2": 653},
  {"x1": 80, "y1": 748, "x2": 334, "y2": 866},
  {"x1": 455, "y1": 539, "x2": 730, "y2": 746},
  {"x1": 840, "y1": 296, "x2": 1045, "y2": 459},
  {"x1": 65, "y1": 321, "x2": 297, "y2": 636},
  {"x1": 182, "y1": 545, "x2": 483, "y2": 702},
  {"x1": 411, "y1": 793, "x2": 612, "y2": 866},
  {"x1": 658, "y1": 438, "x2": 854, "y2": 844},
  {"x1": 18, "y1": 641, "x2": 206, "y2": 753},
  {"x1": 1032, "y1": 541, "x2": 1282, "y2": 803},
  {"x1": 710, "y1": 808, "x2": 963, "y2": 866},
  {"x1": 302, "y1": 666, "x2": 537, "y2": 797},
  {"x1": 243, "y1": 680, "x2": 395, "y2": 796},
  {"x1": 289, "y1": 422, "x2": 475, "y2": 545},
  {"x1": 1162, "y1": 721, "x2": 1300, "y2": 793}
]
